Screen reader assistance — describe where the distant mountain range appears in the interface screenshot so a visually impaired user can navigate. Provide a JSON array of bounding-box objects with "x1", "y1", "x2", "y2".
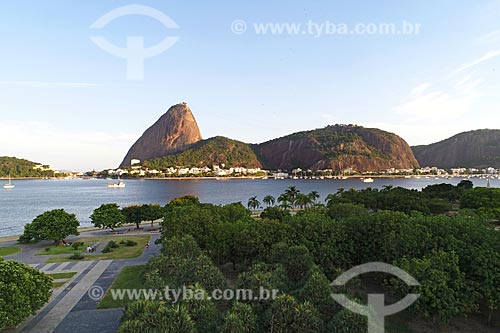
[
  {"x1": 121, "y1": 103, "x2": 419, "y2": 172},
  {"x1": 412, "y1": 129, "x2": 500, "y2": 169}
]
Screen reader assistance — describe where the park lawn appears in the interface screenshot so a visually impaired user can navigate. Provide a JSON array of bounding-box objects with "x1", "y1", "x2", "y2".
[
  {"x1": 98, "y1": 265, "x2": 146, "y2": 309},
  {"x1": 46, "y1": 272, "x2": 77, "y2": 279},
  {"x1": 44, "y1": 236, "x2": 150, "y2": 263},
  {"x1": 52, "y1": 281, "x2": 67, "y2": 288},
  {"x1": 0, "y1": 246, "x2": 20, "y2": 257},
  {"x1": 37, "y1": 243, "x2": 87, "y2": 256}
]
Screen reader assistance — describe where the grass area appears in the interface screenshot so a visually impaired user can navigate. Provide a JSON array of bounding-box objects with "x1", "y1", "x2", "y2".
[
  {"x1": 37, "y1": 243, "x2": 87, "y2": 256},
  {"x1": 44, "y1": 236, "x2": 150, "y2": 263},
  {"x1": 0, "y1": 246, "x2": 20, "y2": 257},
  {"x1": 46, "y1": 272, "x2": 77, "y2": 279},
  {"x1": 52, "y1": 281, "x2": 67, "y2": 288},
  {"x1": 98, "y1": 265, "x2": 146, "y2": 309}
]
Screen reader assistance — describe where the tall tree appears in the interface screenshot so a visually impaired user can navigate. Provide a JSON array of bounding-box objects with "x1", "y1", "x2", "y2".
[
  {"x1": 20, "y1": 209, "x2": 79, "y2": 243},
  {"x1": 263, "y1": 195, "x2": 276, "y2": 207},
  {"x1": 247, "y1": 196, "x2": 261, "y2": 212},
  {"x1": 295, "y1": 193, "x2": 313, "y2": 209},
  {"x1": 141, "y1": 204, "x2": 164, "y2": 227},
  {"x1": 308, "y1": 191, "x2": 320, "y2": 203},
  {"x1": 90, "y1": 203, "x2": 125, "y2": 231},
  {"x1": 122, "y1": 205, "x2": 143, "y2": 229},
  {"x1": 284, "y1": 186, "x2": 300, "y2": 208}
]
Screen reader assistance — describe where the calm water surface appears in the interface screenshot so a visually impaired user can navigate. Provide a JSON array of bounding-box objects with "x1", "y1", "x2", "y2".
[{"x1": 0, "y1": 177, "x2": 497, "y2": 237}]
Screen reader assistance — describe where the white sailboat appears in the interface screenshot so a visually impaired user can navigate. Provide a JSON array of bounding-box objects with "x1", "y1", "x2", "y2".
[
  {"x1": 107, "y1": 176, "x2": 125, "y2": 188},
  {"x1": 3, "y1": 174, "x2": 15, "y2": 189}
]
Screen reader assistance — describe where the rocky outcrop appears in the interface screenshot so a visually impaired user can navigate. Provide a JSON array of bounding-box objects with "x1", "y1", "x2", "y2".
[
  {"x1": 120, "y1": 103, "x2": 202, "y2": 167},
  {"x1": 412, "y1": 129, "x2": 500, "y2": 168},
  {"x1": 255, "y1": 125, "x2": 419, "y2": 172},
  {"x1": 120, "y1": 103, "x2": 419, "y2": 172}
]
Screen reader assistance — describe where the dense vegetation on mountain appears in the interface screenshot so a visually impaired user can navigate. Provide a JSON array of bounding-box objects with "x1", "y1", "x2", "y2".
[
  {"x1": 118, "y1": 183, "x2": 499, "y2": 332},
  {"x1": 143, "y1": 136, "x2": 262, "y2": 169},
  {"x1": 256, "y1": 124, "x2": 419, "y2": 171},
  {"x1": 0, "y1": 156, "x2": 55, "y2": 178},
  {"x1": 412, "y1": 129, "x2": 500, "y2": 168},
  {"x1": 122, "y1": 103, "x2": 419, "y2": 172}
]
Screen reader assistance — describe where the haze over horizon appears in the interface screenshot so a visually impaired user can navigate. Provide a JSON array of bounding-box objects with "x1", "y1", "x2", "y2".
[{"x1": 1, "y1": 0, "x2": 500, "y2": 171}]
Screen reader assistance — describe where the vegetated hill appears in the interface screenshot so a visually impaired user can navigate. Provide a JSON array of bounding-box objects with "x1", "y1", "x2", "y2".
[
  {"x1": 412, "y1": 129, "x2": 500, "y2": 168},
  {"x1": 143, "y1": 136, "x2": 262, "y2": 169},
  {"x1": 255, "y1": 124, "x2": 420, "y2": 172},
  {"x1": 124, "y1": 102, "x2": 420, "y2": 172},
  {"x1": 0, "y1": 156, "x2": 54, "y2": 177},
  {"x1": 120, "y1": 103, "x2": 202, "y2": 167}
]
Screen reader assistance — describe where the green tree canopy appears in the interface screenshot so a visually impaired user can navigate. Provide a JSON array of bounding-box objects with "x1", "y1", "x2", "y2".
[
  {"x1": 0, "y1": 260, "x2": 52, "y2": 329},
  {"x1": 90, "y1": 203, "x2": 125, "y2": 231},
  {"x1": 20, "y1": 209, "x2": 79, "y2": 243}
]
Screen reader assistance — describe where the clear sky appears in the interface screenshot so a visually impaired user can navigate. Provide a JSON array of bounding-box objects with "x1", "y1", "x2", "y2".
[{"x1": 1, "y1": 0, "x2": 499, "y2": 171}]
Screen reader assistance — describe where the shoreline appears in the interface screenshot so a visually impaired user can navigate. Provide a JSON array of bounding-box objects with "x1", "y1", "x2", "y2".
[
  {"x1": 0, "y1": 223, "x2": 142, "y2": 244},
  {"x1": 2, "y1": 174, "x2": 498, "y2": 181},
  {"x1": 141, "y1": 175, "x2": 497, "y2": 180}
]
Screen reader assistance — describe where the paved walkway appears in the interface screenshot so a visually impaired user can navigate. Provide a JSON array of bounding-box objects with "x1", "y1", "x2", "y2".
[{"x1": 3, "y1": 232, "x2": 161, "y2": 333}]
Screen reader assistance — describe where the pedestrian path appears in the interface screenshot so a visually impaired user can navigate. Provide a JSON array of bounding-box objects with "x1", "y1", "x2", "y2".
[
  {"x1": 8, "y1": 233, "x2": 161, "y2": 333},
  {"x1": 18, "y1": 260, "x2": 113, "y2": 333},
  {"x1": 28, "y1": 261, "x2": 93, "y2": 273}
]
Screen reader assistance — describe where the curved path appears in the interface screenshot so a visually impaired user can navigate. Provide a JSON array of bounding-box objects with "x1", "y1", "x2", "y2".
[{"x1": 3, "y1": 230, "x2": 161, "y2": 333}]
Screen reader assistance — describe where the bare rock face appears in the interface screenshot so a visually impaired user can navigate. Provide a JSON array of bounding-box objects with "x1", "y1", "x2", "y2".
[
  {"x1": 120, "y1": 103, "x2": 202, "y2": 167},
  {"x1": 412, "y1": 129, "x2": 500, "y2": 168},
  {"x1": 255, "y1": 125, "x2": 419, "y2": 172}
]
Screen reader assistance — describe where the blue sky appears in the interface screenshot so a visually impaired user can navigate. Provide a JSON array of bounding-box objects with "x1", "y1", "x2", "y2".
[{"x1": 1, "y1": 0, "x2": 500, "y2": 171}]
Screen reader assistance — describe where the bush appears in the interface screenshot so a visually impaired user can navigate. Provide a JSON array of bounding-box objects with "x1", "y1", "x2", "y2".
[
  {"x1": 71, "y1": 242, "x2": 84, "y2": 249},
  {"x1": 69, "y1": 253, "x2": 84, "y2": 260},
  {"x1": 124, "y1": 240, "x2": 137, "y2": 247},
  {"x1": 102, "y1": 245, "x2": 112, "y2": 253},
  {"x1": 108, "y1": 240, "x2": 119, "y2": 248}
]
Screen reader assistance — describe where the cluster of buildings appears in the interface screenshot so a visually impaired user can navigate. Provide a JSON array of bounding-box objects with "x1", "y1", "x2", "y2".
[
  {"x1": 106, "y1": 160, "x2": 264, "y2": 178},
  {"x1": 99, "y1": 159, "x2": 500, "y2": 179},
  {"x1": 33, "y1": 164, "x2": 85, "y2": 178}
]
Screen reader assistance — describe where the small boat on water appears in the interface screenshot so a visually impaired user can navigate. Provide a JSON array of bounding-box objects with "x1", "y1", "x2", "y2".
[
  {"x1": 3, "y1": 175, "x2": 14, "y2": 189},
  {"x1": 107, "y1": 177, "x2": 125, "y2": 188},
  {"x1": 362, "y1": 178, "x2": 374, "y2": 183}
]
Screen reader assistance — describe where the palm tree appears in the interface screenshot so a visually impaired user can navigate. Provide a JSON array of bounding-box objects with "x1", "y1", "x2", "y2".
[
  {"x1": 295, "y1": 193, "x2": 313, "y2": 209},
  {"x1": 284, "y1": 186, "x2": 300, "y2": 208},
  {"x1": 381, "y1": 185, "x2": 394, "y2": 192},
  {"x1": 247, "y1": 196, "x2": 261, "y2": 212},
  {"x1": 279, "y1": 200, "x2": 292, "y2": 210},
  {"x1": 278, "y1": 193, "x2": 292, "y2": 210},
  {"x1": 308, "y1": 191, "x2": 320, "y2": 203},
  {"x1": 263, "y1": 195, "x2": 276, "y2": 207},
  {"x1": 325, "y1": 188, "x2": 345, "y2": 205}
]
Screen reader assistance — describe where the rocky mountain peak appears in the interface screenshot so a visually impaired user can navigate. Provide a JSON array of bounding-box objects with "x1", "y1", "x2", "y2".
[{"x1": 120, "y1": 103, "x2": 202, "y2": 167}]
